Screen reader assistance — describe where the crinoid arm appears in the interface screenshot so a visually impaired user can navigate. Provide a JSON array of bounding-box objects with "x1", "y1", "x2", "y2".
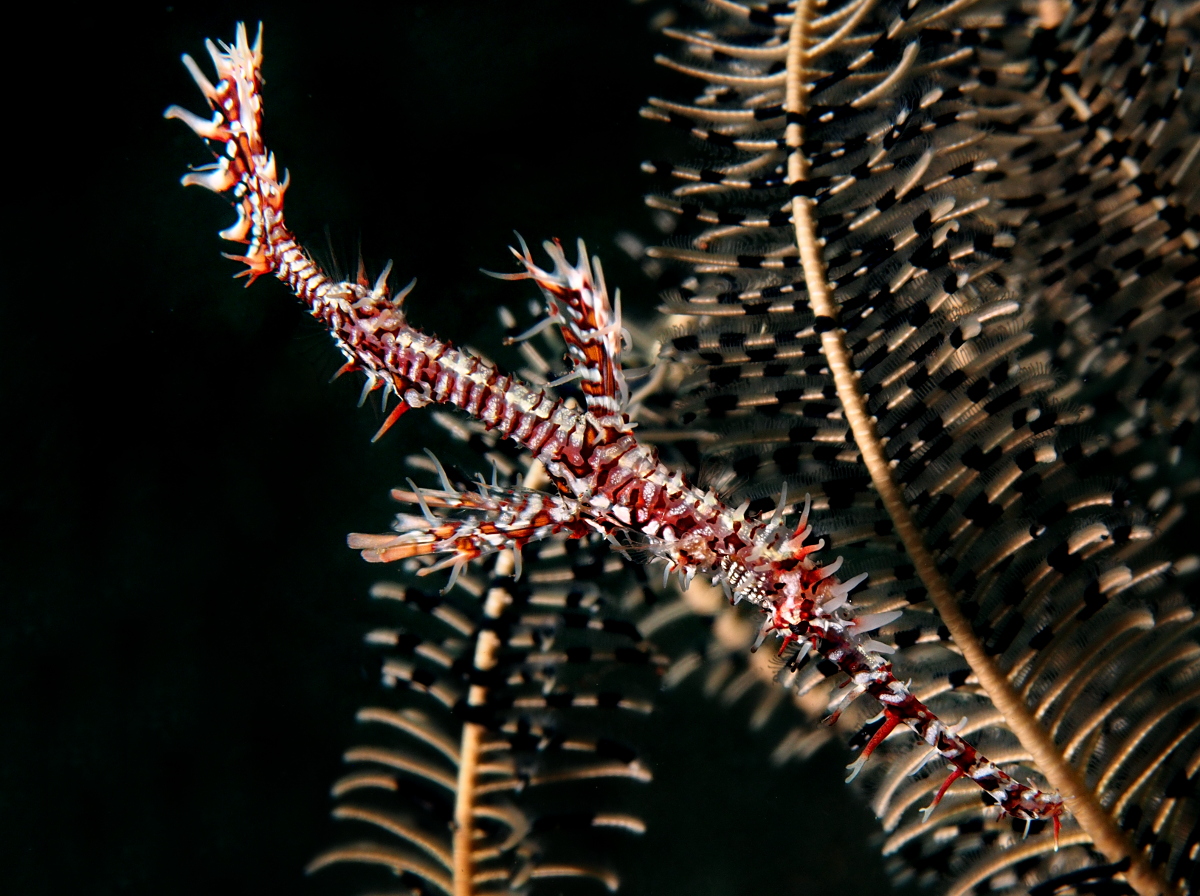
[
  {"x1": 647, "y1": 0, "x2": 1200, "y2": 893},
  {"x1": 314, "y1": 469, "x2": 664, "y2": 896}
]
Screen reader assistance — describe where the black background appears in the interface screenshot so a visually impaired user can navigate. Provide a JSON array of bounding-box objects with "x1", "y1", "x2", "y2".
[{"x1": 4, "y1": 3, "x2": 905, "y2": 894}]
